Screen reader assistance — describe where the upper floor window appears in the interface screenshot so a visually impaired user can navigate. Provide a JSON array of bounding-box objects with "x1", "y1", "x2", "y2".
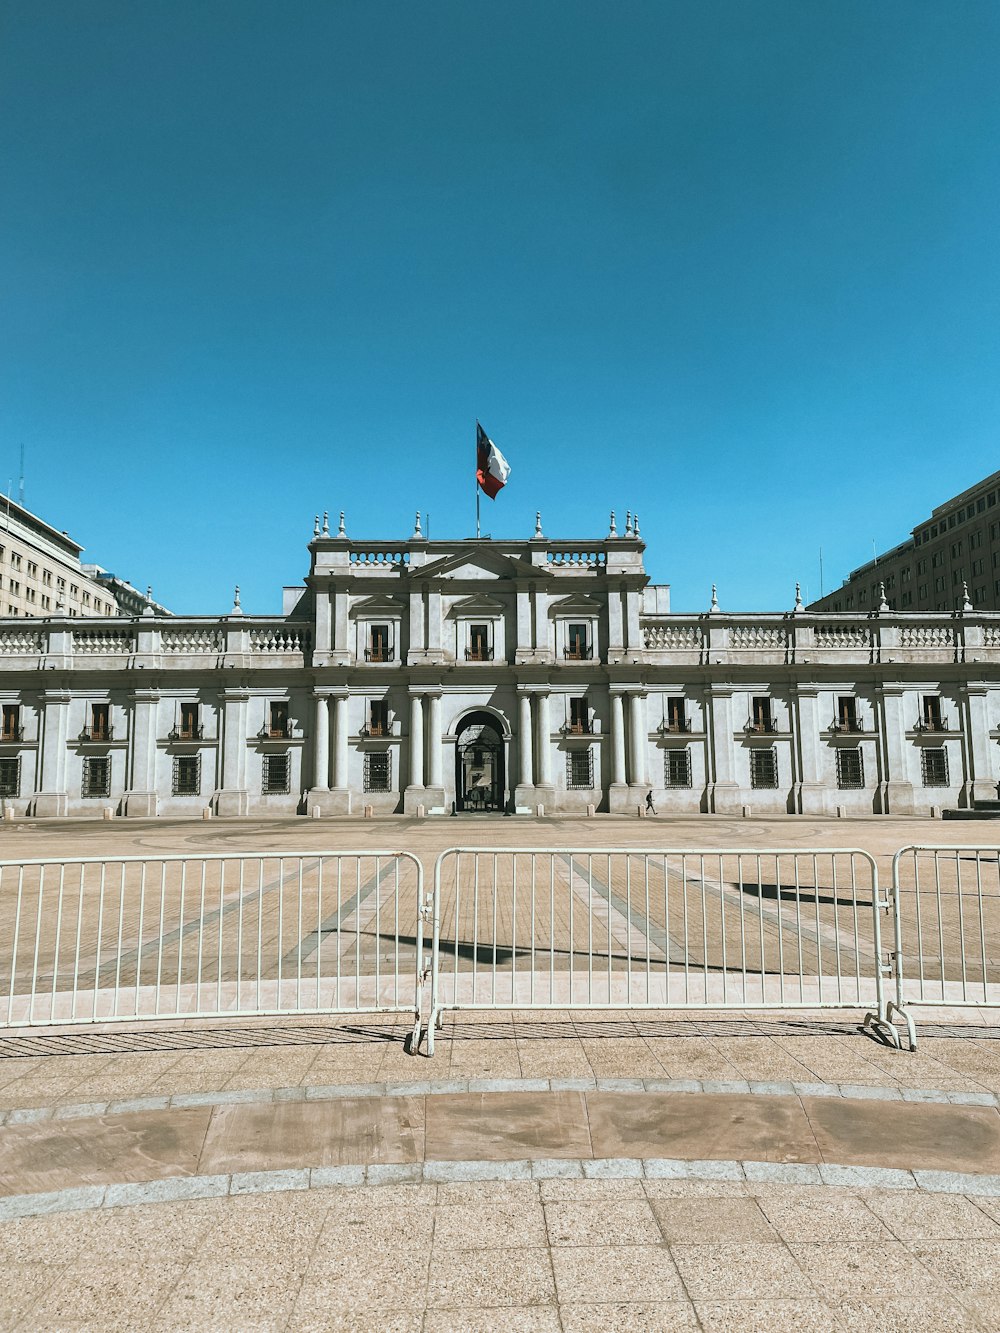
[
  {"x1": 26, "y1": 561, "x2": 37, "y2": 577},
  {"x1": 10, "y1": 553, "x2": 21, "y2": 570},
  {"x1": 367, "y1": 624, "x2": 393, "y2": 662},
  {"x1": 268, "y1": 701, "x2": 289, "y2": 738},
  {"x1": 836, "y1": 696, "x2": 859, "y2": 732},
  {"x1": 368, "y1": 699, "x2": 389, "y2": 737},
  {"x1": 666, "y1": 697, "x2": 688, "y2": 733},
  {"x1": 565, "y1": 623, "x2": 591, "y2": 661},
  {"x1": 569, "y1": 697, "x2": 590, "y2": 734},
  {"x1": 86, "y1": 703, "x2": 111, "y2": 742},
  {"x1": 921, "y1": 696, "x2": 945, "y2": 732},
  {"x1": 749, "y1": 697, "x2": 775, "y2": 733},
  {"x1": 179, "y1": 701, "x2": 200, "y2": 739},
  {"x1": 467, "y1": 623, "x2": 492, "y2": 661},
  {"x1": 1, "y1": 703, "x2": 20, "y2": 741}
]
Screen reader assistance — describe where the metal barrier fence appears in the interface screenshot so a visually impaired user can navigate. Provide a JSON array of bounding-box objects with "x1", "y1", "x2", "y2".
[
  {"x1": 0, "y1": 851, "x2": 425, "y2": 1035},
  {"x1": 425, "y1": 847, "x2": 894, "y2": 1055},
  {"x1": 889, "y1": 844, "x2": 1000, "y2": 1050}
]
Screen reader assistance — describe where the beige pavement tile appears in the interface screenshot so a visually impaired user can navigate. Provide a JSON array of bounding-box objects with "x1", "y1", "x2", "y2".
[
  {"x1": 837, "y1": 1295, "x2": 983, "y2": 1331},
  {"x1": 80, "y1": 1196, "x2": 227, "y2": 1262},
  {"x1": 643, "y1": 1179, "x2": 757, "y2": 1198},
  {"x1": 0, "y1": 1260, "x2": 66, "y2": 1327},
  {"x1": 790, "y1": 1240, "x2": 952, "y2": 1298},
  {"x1": 803, "y1": 1095, "x2": 1000, "y2": 1173},
  {"x1": 670, "y1": 1241, "x2": 814, "y2": 1301},
  {"x1": 445, "y1": 1039, "x2": 523, "y2": 1079},
  {"x1": 425, "y1": 1246, "x2": 555, "y2": 1309},
  {"x1": 640, "y1": 1037, "x2": 741, "y2": 1081},
  {"x1": 755, "y1": 1189, "x2": 893, "y2": 1243},
  {"x1": 424, "y1": 1090, "x2": 591, "y2": 1161},
  {"x1": 551, "y1": 1244, "x2": 687, "y2": 1303},
  {"x1": 432, "y1": 1199, "x2": 548, "y2": 1248},
  {"x1": 424, "y1": 1308, "x2": 561, "y2": 1331},
  {"x1": 539, "y1": 1178, "x2": 648, "y2": 1202},
  {"x1": 433, "y1": 1180, "x2": 540, "y2": 1206},
  {"x1": 544, "y1": 1199, "x2": 662, "y2": 1247},
  {"x1": 196, "y1": 1191, "x2": 333, "y2": 1268},
  {"x1": 559, "y1": 1303, "x2": 698, "y2": 1331},
  {"x1": 0, "y1": 1209, "x2": 113, "y2": 1262},
  {"x1": 651, "y1": 1195, "x2": 779, "y2": 1243},
  {"x1": 864, "y1": 1190, "x2": 1000, "y2": 1240},
  {"x1": 908, "y1": 1237, "x2": 1000, "y2": 1291},
  {"x1": 579, "y1": 1041, "x2": 668, "y2": 1079},
  {"x1": 311, "y1": 1201, "x2": 436, "y2": 1259},
  {"x1": 26, "y1": 1257, "x2": 189, "y2": 1331},
  {"x1": 694, "y1": 1299, "x2": 839, "y2": 1331},
  {"x1": 700, "y1": 1036, "x2": 813, "y2": 1083},
  {"x1": 288, "y1": 1314, "x2": 423, "y2": 1333}
]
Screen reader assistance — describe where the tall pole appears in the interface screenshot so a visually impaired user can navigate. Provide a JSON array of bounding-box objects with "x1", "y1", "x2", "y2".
[{"x1": 476, "y1": 483, "x2": 481, "y2": 539}]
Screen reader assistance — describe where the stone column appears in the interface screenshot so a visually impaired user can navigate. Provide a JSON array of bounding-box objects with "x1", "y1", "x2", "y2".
[
  {"x1": 874, "y1": 686, "x2": 915, "y2": 815},
  {"x1": 962, "y1": 685, "x2": 995, "y2": 807},
  {"x1": 792, "y1": 686, "x2": 830, "y2": 815},
  {"x1": 706, "y1": 687, "x2": 742, "y2": 814},
  {"x1": 33, "y1": 689, "x2": 71, "y2": 816},
  {"x1": 308, "y1": 689, "x2": 353, "y2": 815},
  {"x1": 515, "y1": 690, "x2": 534, "y2": 810},
  {"x1": 607, "y1": 690, "x2": 628, "y2": 812},
  {"x1": 404, "y1": 691, "x2": 426, "y2": 812},
  {"x1": 312, "y1": 693, "x2": 330, "y2": 790},
  {"x1": 125, "y1": 689, "x2": 159, "y2": 817},
  {"x1": 535, "y1": 690, "x2": 553, "y2": 800},
  {"x1": 628, "y1": 692, "x2": 648, "y2": 790},
  {"x1": 332, "y1": 693, "x2": 349, "y2": 791},
  {"x1": 217, "y1": 688, "x2": 250, "y2": 816},
  {"x1": 424, "y1": 692, "x2": 445, "y2": 810}
]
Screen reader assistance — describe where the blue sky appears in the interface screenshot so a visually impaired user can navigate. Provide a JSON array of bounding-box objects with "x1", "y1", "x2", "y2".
[{"x1": 2, "y1": 1, "x2": 999, "y2": 614}]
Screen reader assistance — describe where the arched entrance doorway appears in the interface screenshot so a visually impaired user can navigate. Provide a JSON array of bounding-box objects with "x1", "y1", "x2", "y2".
[{"x1": 454, "y1": 711, "x2": 506, "y2": 813}]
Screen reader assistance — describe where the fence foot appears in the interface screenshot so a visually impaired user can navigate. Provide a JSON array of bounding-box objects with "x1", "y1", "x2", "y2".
[
  {"x1": 408, "y1": 1012, "x2": 423, "y2": 1056},
  {"x1": 862, "y1": 1009, "x2": 901, "y2": 1050},
  {"x1": 886, "y1": 999, "x2": 917, "y2": 1052}
]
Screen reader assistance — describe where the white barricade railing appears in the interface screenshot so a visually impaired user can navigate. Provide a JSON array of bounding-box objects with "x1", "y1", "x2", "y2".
[
  {"x1": 889, "y1": 844, "x2": 1000, "y2": 1050},
  {"x1": 425, "y1": 847, "x2": 894, "y2": 1054},
  {"x1": 0, "y1": 850, "x2": 425, "y2": 1041}
]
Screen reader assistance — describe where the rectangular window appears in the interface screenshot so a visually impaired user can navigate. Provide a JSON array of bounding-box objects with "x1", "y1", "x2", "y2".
[
  {"x1": 1, "y1": 703, "x2": 20, "y2": 741},
  {"x1": 364, "y1": 752, "x2": 391, "y2": 792},
  {"x1": 268, "y1": 701, "x2": 289, "y2": 738},
  {"x1": 262, "y1": 753, "x2": 290, "y2": 794},
  {"x1": 10, "y1": 554, "x2": 20, "y2": 569},
  {"x1": 369, "y1": 699, "x2": 389, "y2": 736},
  {"x1": 82, "y1": 756, "x2": 111, "y2": 798},
  {"x1": 569, "y1": 697, "x2": 589, "y2": 734},
  {"x1": 566, "y1": 623, "x2": 590, "y2": 660},
  {"x1": 750, "y1": 748, "x2": 778, "y2": 789},
  {"x1": 836, "y1": 749, "x2": 864, "y2": 789},
  {"x1": 922, "y1": 696, "x2": 943, "y2": 731},
  {"x1": 179, "y1": 701, "x2": 200, "y2": 738},
  {"x1": 467, "y1": 623, "x2": 491, "y2": 661},
  {"x1": 172, "y1": 754, "x2": 201, "y2": 796},
  {"x1": 921, "y1": 748, "x2": 950, "y2": 787},
  {"x1": 666, "y1": 697, "x2": 687, "y2": 732},
  {"x1": 567, "y1": 748, "x2": 594, "y2": 789},
  {"x1": 665, "y1": 749, "x2": 692, "y2": 788},
  {"x1": 836, "y1": 696, "x2": 858, "y2": 732},
  {"x1": 89, "y1": 703, "x2": 110, "y2": 741},
  {"x1": 367, "y1": 624, "x2": 391, "y2": 662},
  {"x1": 0, "y1": 757, "x2": 20, "y2": 797},
  {"x1": 750, "y1": 697, "x2": 774, "y2": 733}
]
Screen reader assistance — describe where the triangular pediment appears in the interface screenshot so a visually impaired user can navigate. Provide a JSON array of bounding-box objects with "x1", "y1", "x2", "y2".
[
  {"x1": 417, "y1": 545, "x2": 547, "y2": 582},
  {"x1": 349, "y1": 592, "x2": 405, "y2": 617},
  {"x1": 548, "y1": 592, "x2": 603, "y2": 617},
  {"x1": 448, "y1": 592, "x2": 507, "y2": 617}
]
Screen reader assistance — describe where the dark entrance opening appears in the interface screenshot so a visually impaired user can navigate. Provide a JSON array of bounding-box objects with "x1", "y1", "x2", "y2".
[{"x1": 455, "y1": 712, "x2": 505, "y2": 813}]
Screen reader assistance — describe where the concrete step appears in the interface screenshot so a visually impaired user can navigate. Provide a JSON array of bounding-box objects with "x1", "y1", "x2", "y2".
[
  {"x1": 942, "y1": 809, "x2": 1000, "y2": 820},
  {"x1": 973, "y1": 800, "x2": 1000, "y2": 811}
]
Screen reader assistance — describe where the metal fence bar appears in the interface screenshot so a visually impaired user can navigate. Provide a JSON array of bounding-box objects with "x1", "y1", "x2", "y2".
[
  {"x1": 0, "y1": 850, "x2": 424, "y2": 1036},
  {"x1": 426, "y1": 845, "x2": 892, "y2": 1055}
]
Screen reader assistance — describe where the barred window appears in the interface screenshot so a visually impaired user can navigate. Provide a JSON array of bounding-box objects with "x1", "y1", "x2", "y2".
[
  {"x1": 921, "y1": 747, "x2": 949, "y2": 788},
  {"x1": 172, "y1": 754, "x2": 201, "y2": 796},
  {"x1": 364, "y1": 752, "x2": 391, "y2": 793},
  {"x1": 262, "y1": 753, "x2": 290, "y2": 794},
  {"x1": 749, "y1": 748, "x2": 778, "y2": 789},
  {"x1": 567, "y1": 748, "x2": 594, "y2": 789},
  {"x1": 664, "y1": 749, "x2": 691, "y2": 788},
  {"x1": 836, "y1": 749, "x2": 864, "y2": 789},
  {"x1": 0, "y1": 756, "x2": 20, "y2": 798},
  {"x1": 82, "y1": 756, "x2": 111, "y2": 798}
]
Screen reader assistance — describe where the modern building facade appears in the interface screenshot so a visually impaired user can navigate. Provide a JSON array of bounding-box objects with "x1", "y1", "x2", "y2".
[
  {"x1": 0, "y1": 497, "x2": 119, "y2": 621},
  {"x1": 1, "y1": 512, "x2": 999, "y2": 818},
  {"x1": 809, "y1": 469, "x2": 1000, "y2": 615}
]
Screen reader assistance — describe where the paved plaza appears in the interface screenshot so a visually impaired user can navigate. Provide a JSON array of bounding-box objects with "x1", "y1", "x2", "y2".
[{"x1": 4, "y1": 815, "x2": 1000, "y2": 1328}]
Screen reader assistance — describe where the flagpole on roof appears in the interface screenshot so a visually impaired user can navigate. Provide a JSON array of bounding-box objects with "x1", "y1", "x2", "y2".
[{"x1": 475, "y1": 420, "x2": 481, "y2": 538}]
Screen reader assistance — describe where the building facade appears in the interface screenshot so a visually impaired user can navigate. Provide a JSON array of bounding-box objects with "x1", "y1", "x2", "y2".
[
  {"x1": 0, "y1": 497, "x2": 120, "y2": 621},
  {"x1": 809, "y1": 468, "x2": 1000, "y2": 615},
  {"x1": 1, "y1": 515, "x2": 999, "y2": 818}
]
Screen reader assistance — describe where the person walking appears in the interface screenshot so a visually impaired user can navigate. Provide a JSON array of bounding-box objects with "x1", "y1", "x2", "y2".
[{"x1": 645, "y1": 790, "x2": 655, "y2": 815}]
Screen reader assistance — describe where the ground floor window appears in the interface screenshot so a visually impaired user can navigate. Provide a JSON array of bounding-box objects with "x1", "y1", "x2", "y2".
[
  {"x1": 262, "y1": 753, "x2": 290, "y2": 794},
  {"x1": 836, "y1": 749, "x2": 864, "y2": 789},
  {"x1": 172, "y1": 754, "x2": 201, "y2": 796},
  {"x1": 749, "y1": 747, "x2": 778, "y2": 789},
  {"x1": 82, "y1": 756, "x2": 111, "y2": 798},
  {"x1": 0, "y1": 756, "x2": 20, "y2": 798},
  {"x1": 566, "y1": 748, "x2": 594, "y2": 789},
  {"x1": 664, "y1": 749, "x2": 691, "y2": 788},
  {"x1": 921, "y1": 747, "x2": 949, "y2": 787},
  {"x1": 364, "y1": 752, "x2": 391, "y2": 793}
]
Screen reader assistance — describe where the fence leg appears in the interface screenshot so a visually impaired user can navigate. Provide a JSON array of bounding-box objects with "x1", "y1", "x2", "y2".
[{"x1": 885, "y1": 1000, "x2": 917, "y2": 1052}]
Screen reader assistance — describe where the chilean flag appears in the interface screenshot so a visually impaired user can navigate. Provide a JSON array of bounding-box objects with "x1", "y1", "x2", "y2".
[{"x1": 476, "y1": 422, "x2": 511, "y2": 499}]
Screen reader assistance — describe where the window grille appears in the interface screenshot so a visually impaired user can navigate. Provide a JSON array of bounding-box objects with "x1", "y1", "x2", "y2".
[
  {"x1": 664, "y1": 749, "x2": 692, "y2": 788},
  {"x1": 836, "y1": 749, "x2": 864, "y2": 789},
  {"x1": 82, "y1": 757, "x2": 111, "y2": 798},
  {"x1": 364, "y1": 752, "x2": 391, "y2": 793},
  {"x1": 567, "y1": 748, "x2": 594, "y2": 789},
  {"x1": 172, "y1": 754, "x2": 201, "y2": 796},
  {"x1": 0, "y1": 757, "x2": 20, "y2": 798},
  {"x1": 921, "y1": 748, "x2": 949, "y2": 788},
  {"x1": 262, "y1": 753, "x2": 290, "y2": 794},
  {"x1": 749, "y1": 748, "x2": 778, "y2": 789}
]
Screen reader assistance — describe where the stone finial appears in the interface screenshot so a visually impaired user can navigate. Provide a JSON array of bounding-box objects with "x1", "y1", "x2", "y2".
[
  {"x1": 142, "y1": 585, "x2": 155, "y2": 617},
  {"x1": 413, "y1": 510, "x2": 423, "y2": 538},
  {"x1": 322, "y1": 510, "x2": 330, "y2": 536},
  {"x1": 534, "y1": 511, "x2": 543, "y2": 537},
  {"x1": 961, "y1": 580, "x2": 974, "y2": 612},
  {"x1": 876, "y1": 581, "x2": 889, "y2": 612},
  {"x1": 337, "y1": 510, "x2": 346, "y2": 537},
  {"x1": 633, "y1": 513, "x2": 640, "y2": 538},
  {"x1": 231, "y1": 584, "x2": 243, "y2": 615},
  {"x1": 609, "y1": 510, "x2": 617, "y2": 537},
  {"x1": 625, "y1": 511, "x2": 633, "y2": 537},
  {"x1": 710, "y1": 583, "x2": 720, "y2": 613},
  {"x1": 313, "y1": 514, "x2": 320, "y2": 537},
  {"x1": 794, "y1": 581, "x2": 803, "y2": 611}
]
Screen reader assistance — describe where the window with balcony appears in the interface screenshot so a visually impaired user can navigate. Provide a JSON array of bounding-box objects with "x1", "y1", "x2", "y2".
[
  {"x1": 364, "y1": 752, "x2": 391, "y2": 792},
  {"x1": 665, "y1": 749, "x2": 692, "y2": 788},
  {"x1": 368, "y1": 699, "x2": 389, "y2": 737},
  {"x1": 1, "y1": 704, "x2": 21, "y2": 741},
  {"x1": 172, "y1": 755, "x2": 201, "y2": 796},
  {"x1": 836, "y1": 749, "x2": 864, "y2": 789},
  {"x1": 921, "y1": 696, "x2": 945, "y2": 732},
  {"x1": 567, "y1": 748, "x2": 594, "y2": 789},
  {"x1": 750, "y1": 748, "x2": 778, "y2": 789},
  {"x1": 0, "y1": 756, "x2": 19, "y2": 797},
  {"x1": 82, "y1": 756, "x2": 111, "y2": 798},
  {"x1": 569, "y1": 697, "x2": 590, "y2": 734},
  {"x1": 179, "y1": 701, "x2": 201, "y2": 739},
  {"x1": 749, "y1": 697, "x2": 775, "y2": 733},
  {"x1": 465, "y1": 623, "x2": 492, "y2": 661},
  {"x1": 835, "y1": 697, "x2": 860, "y2": 733},
  {"x1": 262, "y1": 753, "x2": 290, "y2": 794},
  {"x1": 86, "y1": 703, "x2": 111, "y2": 741},
  {"x1": 921, "y1": 748, "x2": 949, "y2": 787},
  {"x1": 666, "y1": 697, "x2": 688, "y2": 733},
  {"x1": 367, "y1": 624, "x2": 392, "y2": 662},
  {"x1": 565, "y1": 623, "x2": 591, "y2": 660},
  {"x1": 267, "y1": 701, "x2": 289, "y2": 738}
]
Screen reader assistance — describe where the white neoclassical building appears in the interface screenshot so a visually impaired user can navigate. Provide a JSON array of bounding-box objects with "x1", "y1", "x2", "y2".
[{"x1": 1, "y1": 511, "x2": 999, "y2": 819}]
